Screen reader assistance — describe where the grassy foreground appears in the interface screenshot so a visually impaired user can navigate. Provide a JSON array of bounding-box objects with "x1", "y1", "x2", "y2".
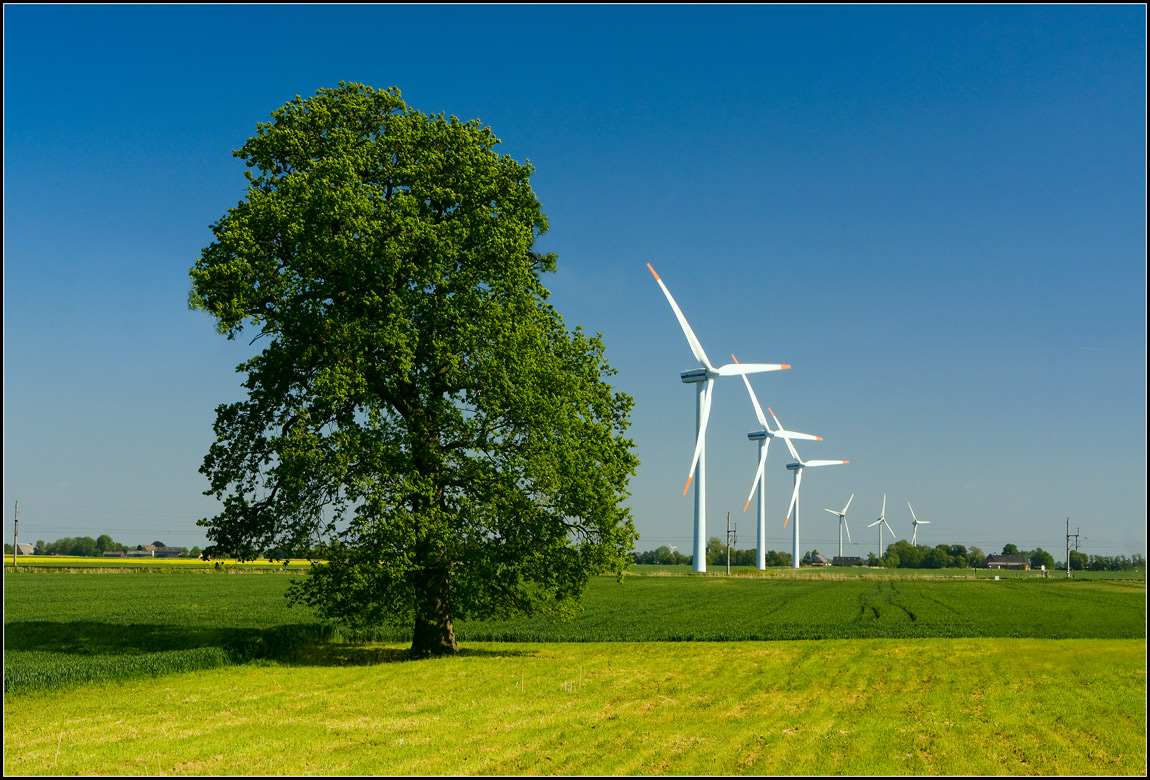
[
  {"x1": 3, "y1": 638, "x2": 1144, "y2": 775},
  {"x1": 4, "y1": 567, "x2": 1145, "y2": 774}
]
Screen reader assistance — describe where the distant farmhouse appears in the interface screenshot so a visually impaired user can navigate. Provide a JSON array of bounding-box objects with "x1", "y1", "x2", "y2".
[
  {"x1": 126, "y1": 541, "x2": 187, "y2": 558},
  {"x1": 983, "y1": 554, "x2": 1030, "y2": 570},
  {"x1": 15, "y1": 543, "x2": 35, "y2": 556},
  {"x1": 833, "y1": 556, "x2": 863, "y2": 566}
]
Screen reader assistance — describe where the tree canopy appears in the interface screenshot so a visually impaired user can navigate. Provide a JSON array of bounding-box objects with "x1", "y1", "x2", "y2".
[{"x1": 189, "y1": 83, "x2": 639, "y2": 656}]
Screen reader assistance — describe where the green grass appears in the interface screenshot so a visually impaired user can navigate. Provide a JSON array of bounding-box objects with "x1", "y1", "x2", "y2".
[
  {"x1": 4, "y1": 567, "x2": 1145, "y2": 694},
  {"x1": 447, "y1": 575, "x2": 1146, "y2": 643},
  {"x1": 3, "y1": 639, "x2": 1144, "y2": 775},
  {"x1": 3, "y1": 567, "x2": 1145, "y2": 774},
  {"x1": 3, "y1": 568, "x2": 318, "y2": 693}
]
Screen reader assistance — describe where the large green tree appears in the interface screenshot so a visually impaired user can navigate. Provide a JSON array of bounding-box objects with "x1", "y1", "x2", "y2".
[{"x1": 189, "y1": 84, "x2": 639, "y2": 657}]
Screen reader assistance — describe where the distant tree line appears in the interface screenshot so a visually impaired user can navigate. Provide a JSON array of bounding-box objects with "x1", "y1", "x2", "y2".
[
  {"x1": 865, "y1": 541, "x2": 989, "y2": 569},
  {"x1": 1070, "y1": 552, "x2": 1145, "y2": 571},
  {"x1": 630, "y1": 538, "x2": 1145, "y2": 571},
  {"x1": 861, "y1": 542, "x2": 1144, "y2": 571},
  {"x1": 5, "y1": 536, "x2": 199, "y2": 558},
  {"x1": 632, "y1": 538, "x2": 792, "y2": 568}
]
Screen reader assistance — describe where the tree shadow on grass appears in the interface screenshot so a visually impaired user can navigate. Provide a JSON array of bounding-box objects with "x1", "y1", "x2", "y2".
[
  {"x1": 5, "y1": 621, "x2": 539, "y2": 669},
  {"x1": 4, "y1": 620, "x2": 247, "y2": 655},
  {"x1": 286, "y1": 643, "x2": 537, "y2": 666}
]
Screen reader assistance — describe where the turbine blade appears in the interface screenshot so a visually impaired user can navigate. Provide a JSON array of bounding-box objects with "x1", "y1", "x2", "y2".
[
  {"x1": 743, "y1": 438, "x2": 771, "y2": 511},
  {"x1": 843, "y1": 493, "x2": 854, "y2": 513},
  {"x1": 843, "y1": 516, "x2": 852, "y2": 543},
  {"x1": 804, "y1": 460, "x2": 848, "y2": 467},
  {"x1": 868, "y1": 518, "x2": 883, "y2": 528},
  {"x1": 784, "y1": 468, "x2": 802, "y2": 527},
  {"x1": 647, "y1": 263, "x2": 714, "y2": 371},
  {"x1": 774, "y1": 429, "x2": 822, "y2": 442},
  {"x1": 733, "y1": 356, "x2": 769, "y2": 429},
  {"x1": 824, "y1": 508, "x2": 840, "y2": 516},
  {"x1": 908, "y1": 503, "x2": 918, "y2": 523},
  {"x1": 769, "y1": 408, "x2": 802, "y2": 463},
  {"x1": 884, "y1": 518, "x2": 896, "y2": 538},
  {"x1": 714, "y1": 362, "x2": 790, "y2": 376},
  {"x1": 683, "y1": 378, "x2": 715, "y2": 494}
]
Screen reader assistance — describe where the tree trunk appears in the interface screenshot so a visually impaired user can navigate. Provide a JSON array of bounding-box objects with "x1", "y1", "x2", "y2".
[{"x1": 410, "y1": 563, "x2": 458, "y2": 657}]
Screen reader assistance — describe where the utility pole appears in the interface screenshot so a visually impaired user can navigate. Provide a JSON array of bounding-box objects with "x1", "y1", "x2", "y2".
[
  {"x1": 726, "y1": 512, "x2": 736, "y2": 575},
  {"x1": 1065, "y1": 517, "x2": 1081, "y2": 578},
  {"x1": 12, "y1": 501, "x2": 18, "y2": 569}
]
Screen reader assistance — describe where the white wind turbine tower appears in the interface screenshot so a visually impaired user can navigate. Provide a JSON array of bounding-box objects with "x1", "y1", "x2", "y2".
[
  {"x1": 733, "y1": 362, "x2": 821, "y2": 570},
  {"x1": 773, "y1": 408, "x2": 848, "y2": 569},
  {"x1": 868, "y1": 495, "x2": 897, "y2": 558},
  {"x1": 824, "y1": 494, "x2": 854, "y2": 559},
  {"x1": 647, "y1": 263, "x2": 790, "y2": 573},
  {"x1": 909, "y1": 503, "x2": 930, "y2": 546}
]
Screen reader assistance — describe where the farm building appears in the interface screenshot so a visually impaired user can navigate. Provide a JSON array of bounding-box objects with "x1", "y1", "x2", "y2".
[
  {"x1": 102, "y1": 551, "x2": 126, "y2": 557},
  {"x1": 15, "y1": 543, "x2": 35, "y2": 556},
  {"x1": 833, "y1": 556, "x2": 863, "y2": 566},
  {"x1": 983, "y1": 554, "x2": 1030, "y2": 570},
  {"x1": 807, "y1": 553, "x2": 832, "y2": 566},
  {"x1": 128, "y1": 542, "x2": 185, "y2": 558}
]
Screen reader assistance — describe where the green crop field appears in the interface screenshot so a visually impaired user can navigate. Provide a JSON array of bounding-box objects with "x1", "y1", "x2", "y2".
[
  {"x1": 3, "y1": 565, "x2": 1145, "y2": 775},
  {"x1": 3, "y1": 565, "x2": 1145, "y2": 692},
  {"x1": 447, "y1": 572, "x2": 1146, "y2": 643}
]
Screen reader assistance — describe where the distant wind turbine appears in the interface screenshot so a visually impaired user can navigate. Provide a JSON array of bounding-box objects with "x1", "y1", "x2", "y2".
[
  {"x1": 909, "y1": 503, "x2": 930, "y2": 546},
  {"x1": 824, "y1": 494, "x2": 854, "y2": 559},
  {"x1": 733, "y1": 359, "x2": 821, "y2": 569},
  {"x1": 868, "y1": 495, "x2": 897, "y2": 558},
  {"x1": 647, "y1": 263, "x2": 790, "y2": 572},
  {"x1": 772, "y1": 408, "x2": 848, "y2": 569}
]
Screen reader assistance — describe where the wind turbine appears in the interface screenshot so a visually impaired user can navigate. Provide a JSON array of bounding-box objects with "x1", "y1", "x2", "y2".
[
  {"x1": 824, "y1": 494, "x2": 854, "y2": 559},
  {"x1": 647, "y1": 263, "x2": 790, "y2": 572},
  {"x1": 909, "y1": 503, "x2": 930, "y2": 546},
  {"x1": 773, "y1": 408, "x2": 848, "y2": 569},
  {"x1": 733, "y1": 362, "x2": 821, "y2": 570},
  {"x1": 868, "y1": 495, "x2": 897, "y2": 558}
]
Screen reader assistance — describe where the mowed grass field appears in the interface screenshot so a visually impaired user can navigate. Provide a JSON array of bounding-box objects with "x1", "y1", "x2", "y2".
[{"x1": 3, "y1": 564, "x2": 1146, "y2": 775}]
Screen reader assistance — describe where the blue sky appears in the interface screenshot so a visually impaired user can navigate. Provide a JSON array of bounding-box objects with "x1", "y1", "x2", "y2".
[{"x1": 4, "y1": 5, "x2": 1145, "y2": 560}]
